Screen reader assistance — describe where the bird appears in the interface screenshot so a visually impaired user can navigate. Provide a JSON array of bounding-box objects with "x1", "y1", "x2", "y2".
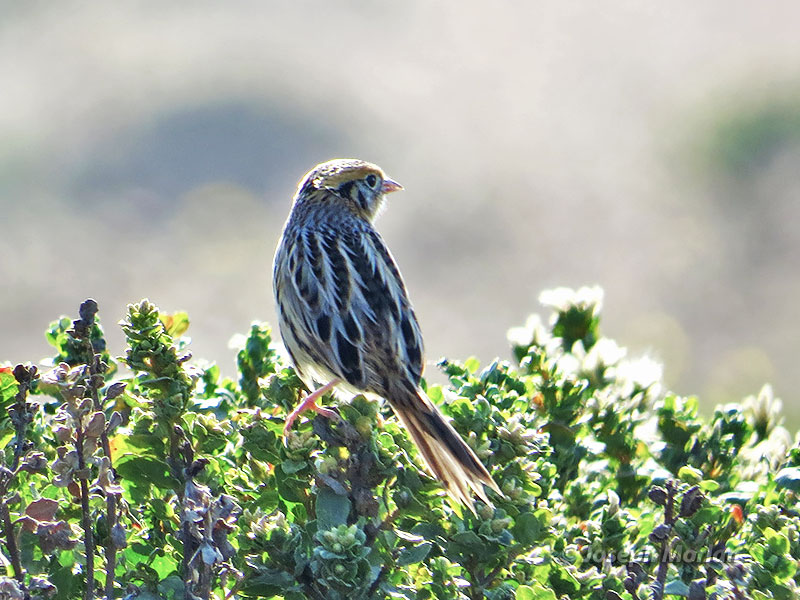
[{"x1": 272, "y1": 158, "x2": 500, "y2": 509}]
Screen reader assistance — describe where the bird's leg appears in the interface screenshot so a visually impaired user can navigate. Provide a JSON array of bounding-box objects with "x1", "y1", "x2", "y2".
[{"x1": 283, "y1": 379, "x2": 340, "y2": 435}]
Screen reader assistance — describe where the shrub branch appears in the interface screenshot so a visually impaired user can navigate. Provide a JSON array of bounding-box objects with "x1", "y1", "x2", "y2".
[
  {"x1": 72, "y1": 300, "x2": 124, "y2": 600},
  {"x1": 74, "y1": 416, "x2": 96, "y2": 600},
  {"x1": 0, "y1": 364, "x2": 39, "y2": 584}
]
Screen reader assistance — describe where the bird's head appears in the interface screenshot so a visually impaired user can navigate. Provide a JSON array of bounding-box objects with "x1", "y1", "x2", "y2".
[{"x1": 296, "y1": 158, "x2": 403, "y2": 221}]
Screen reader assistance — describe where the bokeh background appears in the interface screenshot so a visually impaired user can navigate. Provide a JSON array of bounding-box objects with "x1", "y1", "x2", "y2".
[{"x1": 2, "y1": 3, "x2": 799, "y2": 420}]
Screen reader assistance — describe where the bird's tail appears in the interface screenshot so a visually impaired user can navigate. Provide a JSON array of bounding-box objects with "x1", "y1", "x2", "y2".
[{"x1": 390, "y1": 386, "x2": 501, "y2": 511}]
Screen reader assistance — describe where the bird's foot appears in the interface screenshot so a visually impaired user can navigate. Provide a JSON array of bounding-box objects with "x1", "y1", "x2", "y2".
[{"x1": 283, "y1": 380, "x2": 340, "y2": 437}]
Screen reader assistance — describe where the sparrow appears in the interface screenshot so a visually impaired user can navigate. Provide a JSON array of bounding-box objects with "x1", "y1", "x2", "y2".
[{"x1": 273, "y1": 159, "x2": 499, "y2": 508}]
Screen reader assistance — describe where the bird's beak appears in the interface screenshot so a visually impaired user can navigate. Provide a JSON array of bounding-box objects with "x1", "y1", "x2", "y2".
[{"x1": 381, "y1": 178, "x2": 403, "y2": 194}]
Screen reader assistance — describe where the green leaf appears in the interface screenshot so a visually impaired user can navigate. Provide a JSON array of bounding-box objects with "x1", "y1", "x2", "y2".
[
  {"x1": 547, "y1": 560, "x2": 580, "y2": 595},
  {"x1": 50, "y1": 565, "x2": 80, "y2": 600},
  {"x1": 126, "y1": 592, "x2": 160, "y2": 600},
  {"x1": 410, "y1": 522, "x2": 445, "y2": 541},
  {"x1": 115, "y1": 432, "x2": 166, "y2": 454},
  {"x1": 396, "y1": 542, "x2": 432, "y2": 566},
  {"x1": 463, "y1": 356, "x2": 481, "y2": 373},
  {"x1": 528, "y1": 481, "x2": 543, "y2": 496},
  {"x1": 239, "y1": 569, "x2": 298, "y2": 597},
  {"x1": 770, "y1": 582, "x2": 796, "y2": 600},
  {"x1": 280, "y1": 459, "x2": 308, "y2": 474},
  {"x1": 513, "y1": 511, "x2": 546, "y2": 545},
  {"x1": 241, "y1": 422, "x2": 281, "y2": 464},
  {"x1": 699, "y1": 479, "x2": 720, "y2": 492},
  {"x1": 774, "y1": 467, "x2": 800, "y2": 492},
  {"x1": 664, "y1": 580, "x2": 690, "y2": 596},
  {"x1": 151, "y1": 555, "x2": 180, "y2": 580},
  {"x1": 316, "y1": 487, "x2": 351, "y2": 531},
  {"x1": 274, "y1": 469, "x2": 306, "y2": 503},
  {"x1": 764, "y1": 527, "x2": 790, "y2": 555},
  {"x1": 751, "y1": 542, "x2": 766, "y2": 563},
  {"x1": 516, "y1": 584, "x2": 557, "y2": 600},
  {"x1": 160, "y1": 311, "x2": 190, "y2": 337},
  {"x1": 0, "y1": 368, "x2": 18, "y2": 408},
  {"x1": 450, "y1": 531, "x2": 486, "y2": 555},
  {"x1": 115, "y1": 454, "x2": 178, "y2": 489},
  {"x1": 157, "y1": 575, "x2": 185, "y2": 600},
  {"x1": 678, "y1": 465, "x2": 703, "y2": 484}
]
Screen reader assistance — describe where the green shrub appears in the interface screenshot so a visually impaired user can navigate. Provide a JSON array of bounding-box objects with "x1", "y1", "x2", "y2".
[{"x1": 0, "y1": 288, "x2": 797, "y2": 599}]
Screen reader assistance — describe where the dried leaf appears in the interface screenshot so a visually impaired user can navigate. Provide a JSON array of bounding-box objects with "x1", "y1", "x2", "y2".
[
  {"x1": 20, "y1": 451, "x2": 48, "y2": 473},
  {"x1": 84, "y1": 411, "x2": 106, "y2": 438},
  {"x1": 28, "y1": 577, "x2": 57, "y2": 599},
  {"x1": 74, "y1": 468, "x2": 91, "y2": 480},
  {"x1": 106, "y1": 411, "x2": 123, "y2": 433},
  {"x1": 111, "y1": 523, "x2": 128, "y2": 549},
  {"x1": 104, "y1": 382, "x2": 127, "y2": 402},
  {"x1": 95, "y1": 456, "x2": 123, "y2": 495},
  {"x1": 0, "y1": 578, "x2": 25, "y2": 600},
  {"x1": 36, "y1": 520, "x2": 77, "y2": 553},
  {"x1": 16, "y1": 516, "x2": 39, "y2": 534},
  {"x1": 200, "y1": 542, "x2": 220, "y2": 566},
  {"x1": 53, "y1": 426, "x2": 73, "y2": 444},
  {"x1": 25, "y1": 498, "x2": 59, "y2": 522},
  {"x1": 41, "y1": 364, "x2": 69, "y2": 386},
  {"x1": 67, "y1": 481, "x2": 81, "y2": 499},
  {"x1": 51, "y1": 449, "x2": 79, "y2": 487}
]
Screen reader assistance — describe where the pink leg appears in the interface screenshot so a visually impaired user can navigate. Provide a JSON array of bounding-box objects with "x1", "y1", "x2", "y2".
[{"x1": 283, "y1": 379, "x2": 340, "y2": 435}]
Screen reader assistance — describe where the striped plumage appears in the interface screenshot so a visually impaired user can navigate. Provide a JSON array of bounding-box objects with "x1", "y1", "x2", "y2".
[{"x1": 273, "y1": 159, "x2": 499, "y2": 509}]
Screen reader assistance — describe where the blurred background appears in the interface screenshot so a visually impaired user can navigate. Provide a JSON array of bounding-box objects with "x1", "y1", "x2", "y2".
[{"x1": 2, "y1": 3, "x2": 799, "y2": 421}]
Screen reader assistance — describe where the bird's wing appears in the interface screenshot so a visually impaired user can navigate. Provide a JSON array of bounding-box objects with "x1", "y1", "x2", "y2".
[{"x1": 277, "y1": 222, "x2": 424, "y2": 393}]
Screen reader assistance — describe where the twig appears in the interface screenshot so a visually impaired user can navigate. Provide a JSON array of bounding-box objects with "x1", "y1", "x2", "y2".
[
  {"x1": 196, "y1": 495, "x2": 214, "y2": 600},
  {"x1": 0, "y1": 364, "x2": 39, "y2": 583},
  {"x1": 0, "y1": 503, "x2": 24, "y2": 583},
  {"x1": 465, "y1": 557, "x2": 484, "y2": 600},
  {"x1": 177, "y1": 441, "x2": 213, "y2": 600},
  {"x1": 71, "y1": 300, "x2": 118, "y2": 600},
  {"x1": 477, "y1": 545, "x2": 524, "y2": 589},
  {"x1": 365, "y1": 565, "x2": 387, "y2": 598},
  {"x1": 75, "y1": 419, "x2": 96, "y2": 600},
  {"x1": 62, "y1": 303, "x2": 98, "y2": 598},
  {"x1": 295, "y1": 564, "x2": 327, "y2": 600},
  {"x1": 175, "y1": 432, "x2": 194, "y2": 600},
  {"x1": 652, "y1": 481, "x2": 676, "y2": 600},
  {"x1": 311, "y1": 413, "x2": 389, "y2": 597},
  {"x1": 223, "y1": 582, "x2": 240, "y2": 600},
  {"x1": 85, "y1": 344, "x2": 120, "y2": 600},
  {"x1": 10, "y1": 364, "x2": 36, "y2": 471}
]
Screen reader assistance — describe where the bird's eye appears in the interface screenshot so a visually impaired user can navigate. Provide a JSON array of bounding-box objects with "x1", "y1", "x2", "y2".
[{"x1": 365, "y1": 174, "x2": 378, "y2": 188}]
